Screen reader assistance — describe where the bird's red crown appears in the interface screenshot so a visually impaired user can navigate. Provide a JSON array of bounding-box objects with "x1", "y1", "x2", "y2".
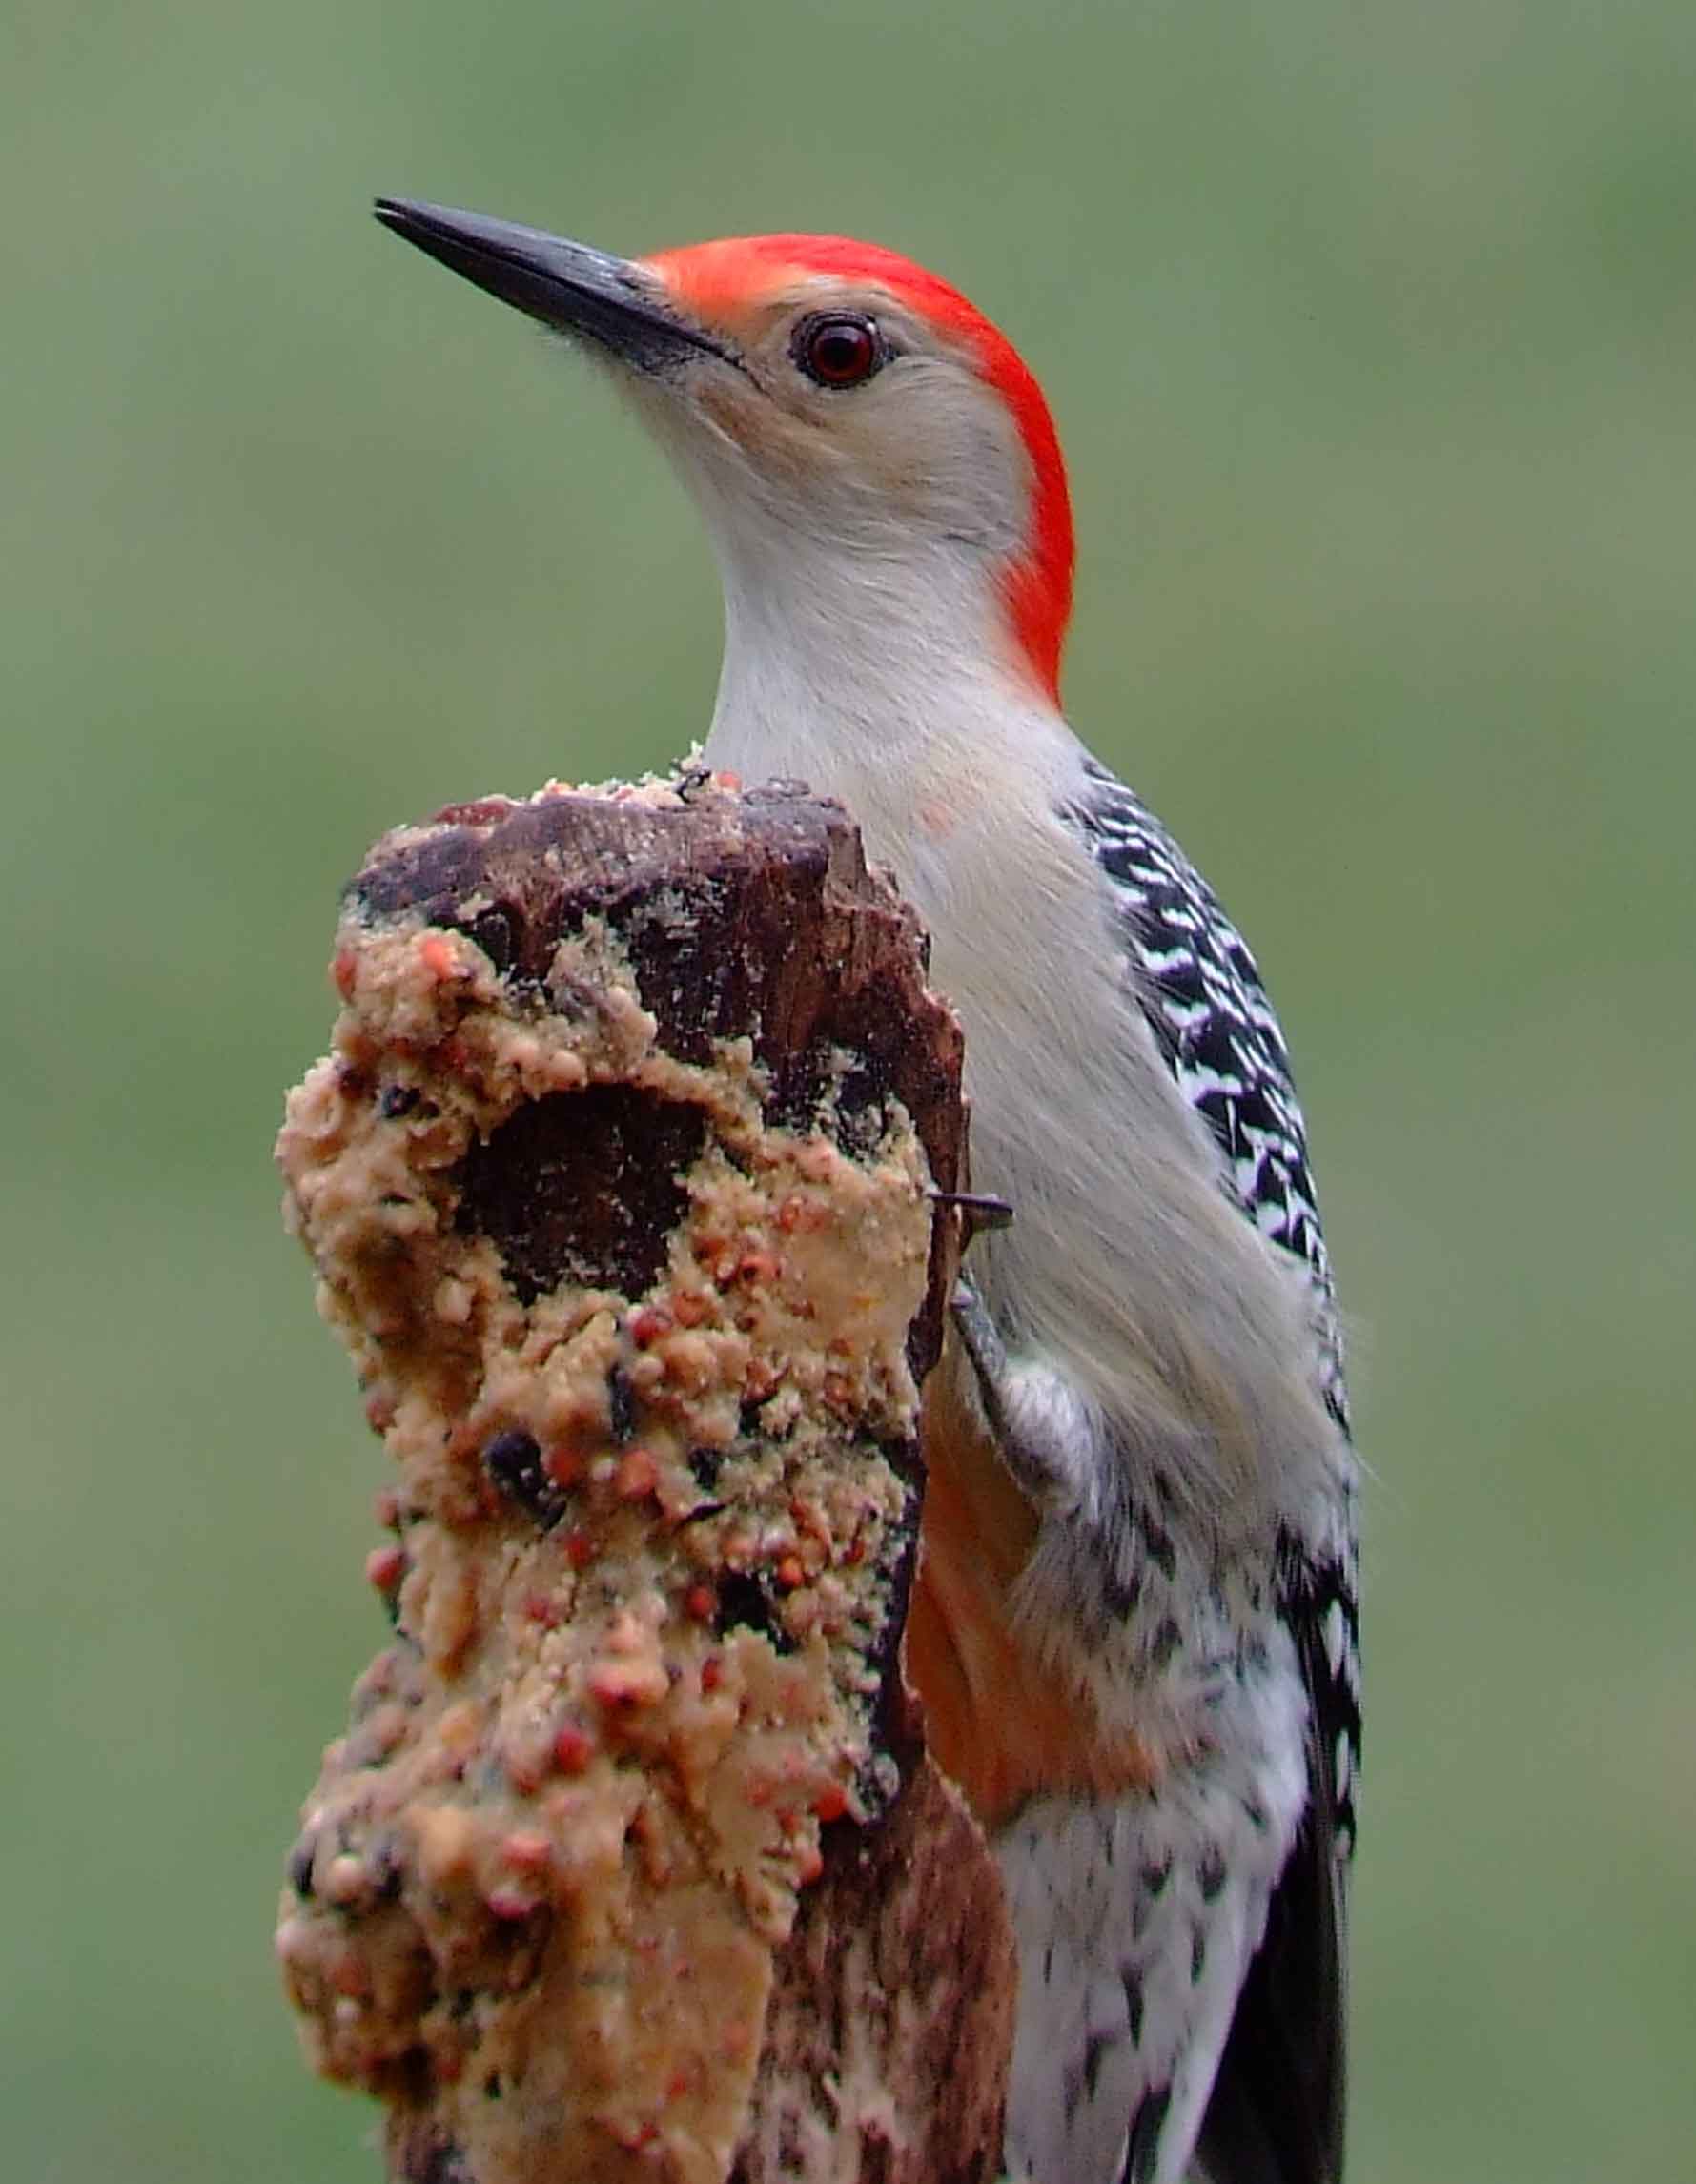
[{"x1": 644, "y1": 234, "x2": 1076, "y2": 704}]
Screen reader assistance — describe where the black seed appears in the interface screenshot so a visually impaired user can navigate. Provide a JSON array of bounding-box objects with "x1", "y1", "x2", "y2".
[
  {"x1": 287, "y1": 1840, "x2": 317, "y2": 1899},
  {"x1": 688, "y1": 1447, "x2": 724, "y2": 1489},
  {"x1": 1082, "y1": 2030, "x2": 1113, "y2": 2098},
  {"x1": 1198, "y1": 1847, "x2": 1228, "y2": 1902},
  {"x1": 481, "y1": 1429, "x2": 567, "y2": 1529},
  {"x1": 1191, "y1": 1924, "x2": 1208, "y2": 1982},
  {"x1": 379, "y1": 1083, "x2": 420, "y2": 1118},
  {"x1": 1139, "y1": 1856, "x2": 1172, "y2": 1897}
]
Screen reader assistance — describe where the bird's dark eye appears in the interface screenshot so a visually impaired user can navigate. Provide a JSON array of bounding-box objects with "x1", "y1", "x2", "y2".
[{"x1": 794, "y1": 314, "x2": 883, "y2": 389}]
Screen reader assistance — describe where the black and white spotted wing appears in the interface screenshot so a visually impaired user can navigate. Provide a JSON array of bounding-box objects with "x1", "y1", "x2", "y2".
[
  {"x1": 1064, "y1": 758, "x2": 1345, "y2": 1419},
  {"x1": 1061, "y1": 753, "x2": 1359, "y2": 1799},
  {"x1": 1062, "y1": 756, "x2": 1361, "y2": 2181}
]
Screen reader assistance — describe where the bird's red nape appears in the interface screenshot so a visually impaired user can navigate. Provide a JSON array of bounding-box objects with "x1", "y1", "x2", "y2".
[{"x1": 644, "y1": 234, "x2": 1075, "y2": 705}]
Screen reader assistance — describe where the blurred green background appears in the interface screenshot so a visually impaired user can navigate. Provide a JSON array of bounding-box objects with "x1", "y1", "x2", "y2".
[{"x1": 5, "y1": 2, "x2": 1692, "y2": 2178}]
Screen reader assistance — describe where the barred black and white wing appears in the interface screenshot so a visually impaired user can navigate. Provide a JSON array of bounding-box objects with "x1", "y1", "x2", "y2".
[{"x1": 1062, "y1": 755, "x2": 1359, "y2": 2184}]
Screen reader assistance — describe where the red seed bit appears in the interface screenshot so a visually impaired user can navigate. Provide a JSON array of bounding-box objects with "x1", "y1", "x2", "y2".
[
  {"x1": 615, "y1": 1446, "x2": 657, "y2": 1500},
  {"x1": 789, "y1": 1494, "x2": 829, "y2": 1543},
  {"x1": 331, "y1": 949, "x2": 358, "y2": 1002},
  {"x1": 521, "y1": 1592, "x2": 562, "y2": 1627},
  {"x1": 542, "y1": 1444, "x2": 584, "y2": 1490},
  {"x1": 685, "y1": 1582, "x2": 717, "y2": 1623},
  {"x1": 627, "y1": 1303, "x2": 672, "y2": 1347},
  {"x1": 795, "y1": 1843, "x2": 825, "y2": 1885},
  {"x1": 335, "y1": 1023, "x2": 379, "y2": 1072},
  {"x1": 364, "y1": 1391, "x2": 398, "y2": 1437},
  {"x1": 587, "y1": 1657, "x2": 668, "y2": 1708},
  {"x1": 700, "y1": 1654, "x2": 724, "y2": 1694},
  {"x1": 774, "y1": 1554, "x2": 806, "y2": 1592},
  {"x1": 432, "y1": 793, "x2": 516, "y2": 827},
  {"x1": 501, "y1": 1828, "x2": 553, "y2": 1874},
  {"x1": 670, "y1": 1290, "x2": 709, "y2": 1328},
  {"x1": 417, "y1": 932, "x2": 459, "y2": 982},
  {"x1": 485, "y1": 1887, "x2": 535, "y2": 1923},
  {"x1": 738, "y1": 1248, "x2": 781, "y2": 1285},
  {"x1": 562, "y1": 1527, "x2": 595, "y2": 1570},
  {"x1": 364, "y1": 1543, "x2": 406, "y2": 1593},
  {"x1": 811, "y1": 1782, "x2": 848, "y2": 1823},
  {"x1": 552, "y1": 1723, "x2": 594, "y2": 1774}
]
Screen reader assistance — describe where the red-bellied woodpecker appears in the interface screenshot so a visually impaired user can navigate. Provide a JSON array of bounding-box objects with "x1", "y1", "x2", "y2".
[{"x1": 375, "y1": 197, "x2": 1361, "y2": 2184}]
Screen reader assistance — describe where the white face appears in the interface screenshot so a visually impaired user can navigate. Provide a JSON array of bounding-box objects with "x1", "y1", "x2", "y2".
[{"x1": 619, "y1": 280, "x2": 1033, "y2": 571}]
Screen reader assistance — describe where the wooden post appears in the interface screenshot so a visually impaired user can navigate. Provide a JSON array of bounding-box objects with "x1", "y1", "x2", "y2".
[{"x1": 275, "y1": 775, "x2": 1016, "y2": 2184}]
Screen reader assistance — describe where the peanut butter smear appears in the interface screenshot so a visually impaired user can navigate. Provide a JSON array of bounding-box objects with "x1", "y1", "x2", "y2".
[{"x1": 275, "y1": 778, "x2": 935, "y2": 2184}]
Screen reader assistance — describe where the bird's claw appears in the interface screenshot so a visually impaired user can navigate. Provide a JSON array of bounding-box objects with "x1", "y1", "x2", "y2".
[
  {"x1": 950, "y1": 1271, "x2": 1010, "y2": 1386},
  {"x1": 929, "y1": 1186, "x2": 1014, "y2": 1252},
  {"x1": 949, "y1": 1274, "x2": 1088, "y2": 1507}
]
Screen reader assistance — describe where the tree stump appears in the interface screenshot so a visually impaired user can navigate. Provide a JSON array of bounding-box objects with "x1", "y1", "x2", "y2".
[{"x1": 274, "y1": 774, "x2": 1017, "y2": 2184}]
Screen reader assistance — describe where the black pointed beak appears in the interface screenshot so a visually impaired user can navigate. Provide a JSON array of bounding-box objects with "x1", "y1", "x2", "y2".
[{"x1": 373, "y1": 197, "x2": 730, "y2": 374}]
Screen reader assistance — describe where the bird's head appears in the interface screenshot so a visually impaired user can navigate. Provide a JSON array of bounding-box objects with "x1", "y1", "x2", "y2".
[{"x1": 375, "y1": 199, "x2": 1074, "y2": 705}]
